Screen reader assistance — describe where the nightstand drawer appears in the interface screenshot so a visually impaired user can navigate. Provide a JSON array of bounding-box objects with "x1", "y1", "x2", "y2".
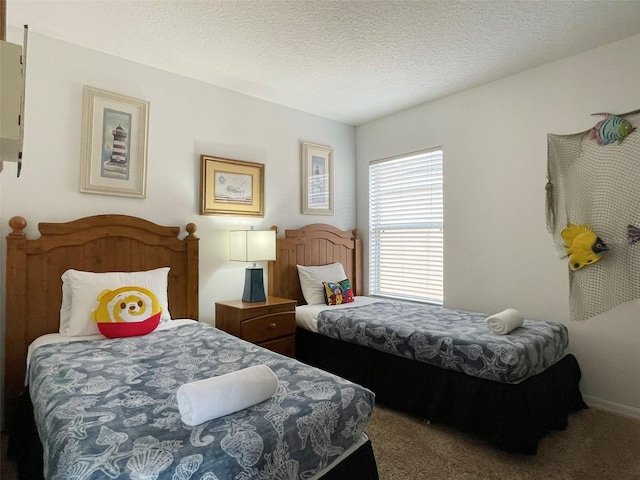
[
  {"x1": 260, "y1": 336, "x2": 295, "y2": 357},
  {"x1": 215, "y1": 296, "x2": 297, "y2": 357},
  {"x1": 240, "y1": 312, "x2": 295, "y2": 343}
]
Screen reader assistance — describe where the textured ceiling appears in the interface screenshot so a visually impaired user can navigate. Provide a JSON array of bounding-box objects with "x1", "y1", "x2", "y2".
[{"x1": 7, "y1": 0, "x2": 640, "y2": 125}]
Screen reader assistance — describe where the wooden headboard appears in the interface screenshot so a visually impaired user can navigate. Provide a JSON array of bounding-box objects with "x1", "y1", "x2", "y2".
[
  {"x1": 268, "y1": 223, "x2": 362, "y2": 305},
  {"x1": 4, "y1": 214, "x2": 199, "y2": 418}
]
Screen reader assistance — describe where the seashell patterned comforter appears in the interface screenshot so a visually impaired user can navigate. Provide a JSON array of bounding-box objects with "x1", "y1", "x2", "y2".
[
  {"x1": 29, "y1": 322, "x2": 375, "y2": 479},
  {"x1": 317, "y1": 302, "x2": 569, "y2": 384}
]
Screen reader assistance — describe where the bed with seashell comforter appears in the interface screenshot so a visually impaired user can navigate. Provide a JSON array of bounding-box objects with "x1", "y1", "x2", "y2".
[
  {"x1": 269, "y1": 223, "x2": 587, "y2": 455},
  {"x1": 4, "y1": 215, "x2": 379, "y2": 480}
]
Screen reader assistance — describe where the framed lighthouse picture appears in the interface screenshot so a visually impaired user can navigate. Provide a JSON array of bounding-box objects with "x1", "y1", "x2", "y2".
[{"x1": 81, "y1": 86, "x2": 149, "y2": 198}]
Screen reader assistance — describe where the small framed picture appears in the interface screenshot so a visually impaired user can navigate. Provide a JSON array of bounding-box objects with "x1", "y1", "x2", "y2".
[
  {"x1": 200, "y1": 155, "x2": 265, "y2": 216},
  {"x1": 80, "y1": 86, "x2": 149, "y2": 198},
  {"x1": 302, "y1": 141, "x2": 333, "y2": 215}
]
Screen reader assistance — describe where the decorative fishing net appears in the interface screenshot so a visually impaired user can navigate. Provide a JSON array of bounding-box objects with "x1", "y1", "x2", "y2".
[{"x1": 546, "y1": 109, "x2": 640, "y2": 320}]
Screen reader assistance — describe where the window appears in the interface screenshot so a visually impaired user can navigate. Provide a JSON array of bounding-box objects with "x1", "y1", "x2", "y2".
[{"x1": 369, "y1": 148, "x2": 443, "y2": 304}]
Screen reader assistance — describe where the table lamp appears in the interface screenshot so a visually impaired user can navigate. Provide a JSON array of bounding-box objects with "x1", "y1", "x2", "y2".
[{"x1": 229, "y1": 229, "x2": 276, "y2": 302}]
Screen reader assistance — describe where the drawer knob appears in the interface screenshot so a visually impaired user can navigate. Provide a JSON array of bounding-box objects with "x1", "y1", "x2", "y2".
[{"x1": 268, "y1": 322, "x2": 277, "y2": 330}]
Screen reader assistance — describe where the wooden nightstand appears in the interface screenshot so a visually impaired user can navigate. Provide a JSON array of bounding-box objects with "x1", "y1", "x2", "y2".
[{"x1": 215, "y1": 296, "x2": 297, "y2": 357}]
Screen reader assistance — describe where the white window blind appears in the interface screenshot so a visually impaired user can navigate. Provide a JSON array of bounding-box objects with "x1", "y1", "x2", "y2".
[{"x1": 369, "y1": 149, "x2": 443, "y2": 304}]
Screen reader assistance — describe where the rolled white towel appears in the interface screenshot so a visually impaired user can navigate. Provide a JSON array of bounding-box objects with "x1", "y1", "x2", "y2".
[
  {"x1": 177, "y1": 365, "x2": 278, "y2": 426},
  {"x1": 485, "y1": 308, "x2": 524, "y2": 335}
]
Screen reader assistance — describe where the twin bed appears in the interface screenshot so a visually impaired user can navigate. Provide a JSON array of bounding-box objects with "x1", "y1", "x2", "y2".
[
  {"x1": 269, "y1": 223, "x2": 587, "y2": 455},
  {"x1": 4, "y1": 215, "x2": 379, "y2": 480}
]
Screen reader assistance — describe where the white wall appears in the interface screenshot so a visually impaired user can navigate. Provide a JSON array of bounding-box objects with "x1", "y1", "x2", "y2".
[
  {"x1": 356, "y1": 34, "x2": 640, "y2": 416},
  {"x1": 1, "y1": 29, "x2": 356, "y2": 317},
  {"x1": 0, "y1": 30, "x2": 356, "y2": 421}
]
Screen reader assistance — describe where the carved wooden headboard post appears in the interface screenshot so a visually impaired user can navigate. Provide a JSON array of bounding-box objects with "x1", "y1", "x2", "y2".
[
  {"x1": 5, "y1": 216, "x2": 29, "y2": 416},
  {"x1": 268, "y1": 223, "x2": 363, "y2": 305},
  {"x1": 184, "y1": 222, "x2": 199, "y2": 320},
  {"x1": 351, "y1": 228, "x2": 362, "y2": 297}
]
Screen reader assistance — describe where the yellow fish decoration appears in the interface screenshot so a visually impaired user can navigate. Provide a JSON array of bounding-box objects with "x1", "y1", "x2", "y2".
[{"x1": 561, "y1": 224, "x2": 609, "y2": 271}]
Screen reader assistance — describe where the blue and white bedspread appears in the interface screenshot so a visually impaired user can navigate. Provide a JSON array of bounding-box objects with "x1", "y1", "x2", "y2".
[
  {"x1": 317, "y1": 302, "x2": 569, "y2": 383},
  {"x1": 29, "y1": 322, "x2": 375, "y2": 480}
]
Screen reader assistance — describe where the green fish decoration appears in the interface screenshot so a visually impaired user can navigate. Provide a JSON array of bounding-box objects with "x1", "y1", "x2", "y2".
[{"x1": 589, "y1": 113, "x2": 636, "y2": 145}]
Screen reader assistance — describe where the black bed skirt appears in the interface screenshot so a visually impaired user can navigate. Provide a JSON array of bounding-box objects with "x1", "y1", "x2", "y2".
[
  {"x1": 7, "y1": 390, "x2": 43, "y2": 480},
  {"x1": 296, "y1": 326, "x2": 587, "y2": 455},
  {"x1": 7, "y1": 390, "x2": 379, "y2": 480}
]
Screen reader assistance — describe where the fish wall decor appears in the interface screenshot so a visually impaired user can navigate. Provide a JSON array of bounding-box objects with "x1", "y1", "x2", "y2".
[
  {"x1": 561, "y1": 224, "x2": 609, "y2": 271},
  {"x1": 588, "y1": 113, "x2": 636, "y2": 145},
  {"x1": 628, "y1": 225, "x2": 640, "y2": 245}
]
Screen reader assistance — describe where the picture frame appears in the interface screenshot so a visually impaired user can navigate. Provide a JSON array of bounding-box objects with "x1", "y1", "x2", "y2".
[
  {"x1": 302, "y1": 141, "x2": 334, "y2": 215},
  {"x1": 200, "y1": 155, "x2": 265, "y2": 216},
  {"x1": 80, "y1": 86, "x2": 149, "y2": 198}
]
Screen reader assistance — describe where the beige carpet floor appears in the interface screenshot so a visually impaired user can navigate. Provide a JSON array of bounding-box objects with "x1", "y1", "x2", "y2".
[
  {"x1": 366, "y1": 405, "x2": 640, "y2": 480},
  {"x1": 2, "y1": 406, "x2": 639, "y2": 479}
]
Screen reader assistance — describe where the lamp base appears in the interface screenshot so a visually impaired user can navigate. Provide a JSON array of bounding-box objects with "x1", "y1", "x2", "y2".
[{"x1": 242, "y1": 266, "x2": 266, "y2": 303}]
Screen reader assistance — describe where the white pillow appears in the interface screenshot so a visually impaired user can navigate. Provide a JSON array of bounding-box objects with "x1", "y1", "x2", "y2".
[
  {"x1": 60, "y1": 267, "x2": 171, "y2": 336},
  {"x1": 297, "y1": 262, "x2": 347, "y2": 305}
]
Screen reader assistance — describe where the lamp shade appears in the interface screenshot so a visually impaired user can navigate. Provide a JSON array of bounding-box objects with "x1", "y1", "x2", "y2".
[
  {"x1": 229, "y1": 230, "x2": 276, "y2": 262},
  {"x1": 229, "y1": 229, "x2": 276, "y2": 303}
]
